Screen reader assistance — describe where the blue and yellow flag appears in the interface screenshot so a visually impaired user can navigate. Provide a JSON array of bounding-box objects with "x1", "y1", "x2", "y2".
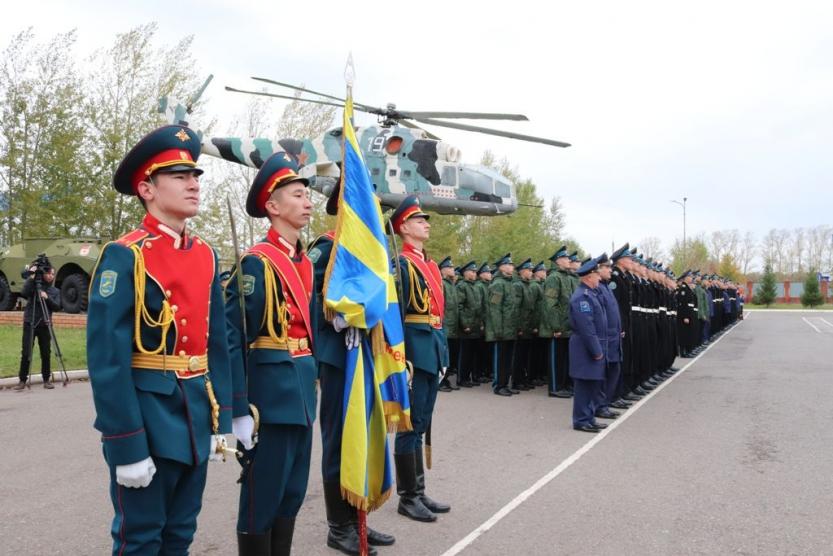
[{"x1": 324, "y1": 89, "x2": 412, "y2": 511}]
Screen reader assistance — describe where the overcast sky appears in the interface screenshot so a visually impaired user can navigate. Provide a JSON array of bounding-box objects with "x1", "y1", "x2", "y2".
[{"x1": 3, "y1": 0, "x2": 832, "y2": 261}]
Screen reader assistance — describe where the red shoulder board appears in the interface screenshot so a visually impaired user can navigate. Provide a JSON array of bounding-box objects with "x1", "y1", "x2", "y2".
[{"x1": 116, "y1": 229, "x2": 149, "y2": 247}]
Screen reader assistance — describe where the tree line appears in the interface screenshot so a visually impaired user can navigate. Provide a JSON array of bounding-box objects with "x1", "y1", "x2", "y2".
[{"x1": 0, "y1": 24, "x2": 577, "y2": 269}]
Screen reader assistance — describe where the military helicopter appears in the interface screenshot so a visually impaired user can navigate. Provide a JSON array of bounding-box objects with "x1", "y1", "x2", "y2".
[{"x1": 160, "y1": 75, "x2": 570, "y2": 215}]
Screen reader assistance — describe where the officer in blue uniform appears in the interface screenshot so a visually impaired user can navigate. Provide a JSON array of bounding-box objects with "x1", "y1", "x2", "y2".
[
  {"x1": 225, "y1": 152, "x2": 318, "y2": 555},
  {"x1": 87, "y1": 125, "x2": 233, "y2": 555},
  {"x1": 307, "y1": 188, "x2": 395, "y2": 555},
  {"x1": 390, "y1": 195, "x2": 451, "y2": 523},
  {"x1": 595, "y1": 254, "x2": 623, "y2": 420},
  {"x1": 568, "y1": 256, "x2": 609, "y2": 433}
]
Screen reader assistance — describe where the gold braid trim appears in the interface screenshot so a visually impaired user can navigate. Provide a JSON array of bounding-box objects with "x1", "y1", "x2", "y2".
[
  {"x1": 260, "y1": 256, "x2": 289, "y2": 344},
  {"x1": 129, "y1": 244, "x2": 174, "y2": 362},
  {"x1": 204, "y1": 374, "x2": 220, "y2": 434},
  {"x1": 405, "y1": 259, "x2": 430, "y2": 314}
]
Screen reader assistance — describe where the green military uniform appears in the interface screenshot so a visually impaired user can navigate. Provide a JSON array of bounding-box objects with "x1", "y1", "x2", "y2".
[
  {"x1": 511, "y1": 259, "x2": 537, "y2": 390},
  {"x1": 539, "y1": 246, "x2": 576, "y2": 397},
  {"x1": 487, "y1": 254, "x2": 518, "y2": 396},
  {"x1": 527, "y1": 262, "x2": 546, "y2": 386},
  {"x1": 473, "y1": 264, "x2": 492, "y2": 384},
  {"x1": 455, "y1": 260, "x2": 483, "y2": 387},
  {"x1": 440, "y1": 263, "x2": 460, "y2": 392}
]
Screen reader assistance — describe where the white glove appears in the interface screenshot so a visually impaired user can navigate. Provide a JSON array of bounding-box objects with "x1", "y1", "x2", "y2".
[
  {"x1": 209, "y1": 435, "x2": 228, "y2": 462},
  {"x1": 233, "y1": 415, "x2": 256, "y2": 451},
  {"x1": 345, "y1": 327, "x2": 361, "y2": 350},
  {"x1": 116, "y1": 456, "x2": 156, "y2": 488},
  {"x1": 332, "y1": 314, "x2": 349, "y2": 332}
]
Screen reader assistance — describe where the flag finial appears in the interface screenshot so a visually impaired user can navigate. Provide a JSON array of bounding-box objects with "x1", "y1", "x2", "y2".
[{"x1": 344, "y1": 52, "x2": 355, "y2": 87}]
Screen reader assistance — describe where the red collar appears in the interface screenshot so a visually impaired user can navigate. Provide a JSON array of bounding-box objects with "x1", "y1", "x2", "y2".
[
  {"x1": 266, "y1": 228, "x2": 303, "y2": 260},
  {"x1": 141, "y1": 213, "x2": 188, "y2": 249},
  {"x1": 402, "y1": 242, "x2": 425, "y2": 262}
]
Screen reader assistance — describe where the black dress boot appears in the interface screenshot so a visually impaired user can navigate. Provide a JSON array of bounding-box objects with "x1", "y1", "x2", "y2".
[
  {"x1": 271, "y1": 517, "x2": 295, "y2": 556},
  {"x1": 237, "y1": 531, "x2": 271, "y2": 556},
  {"x1": 323, "y1": 481, "x2": 376, "y2": 555},
  {"x1": 394, "y1": 452, "x2": 437, "y2": 522},
  {"x1": 415, "y1": 449, "x2": 450, "y2": 514},
  {"x1": 365, "y1": 526, "x2": 395, "y2": 546}
]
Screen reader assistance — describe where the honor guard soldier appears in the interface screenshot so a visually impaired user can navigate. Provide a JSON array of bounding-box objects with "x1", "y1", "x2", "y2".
[
  {"x1": 87, "y1": 125, "x2": 233, "y2": 555},
  {"x1": 539, "y1": 246, "x2": 575, "y2": 398},
  {"x1": 455, "y1": 260, "x2": 483, "y2": 388},
  {"x1": 568, "y1": 257, "x2": 609, "y2": 433},
  {"x1": 307, "y1": 189, "x2": 395, "y2": 555},
  {"x1": 439, "y1": 256, "x2": 461, "y2": 392},
  {"x1": 487, "y1": 253, "x2": 518, "y2": 396},
  {"x1": 225, "y1": 152, "x2": 318, "y2": 554},
  {"x1": 390, "y1": 195, "x2": 451, "y2": 523}
]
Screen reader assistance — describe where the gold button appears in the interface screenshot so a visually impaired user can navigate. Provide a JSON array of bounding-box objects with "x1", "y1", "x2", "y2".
[
  {"x1": 188, "y1": 356, "x2": 200, "y2": 371},
  {"x1": 205, "y1": 316, "x2": 209, "y2": 322},
  {"x1": 171, "y1": 305, "x2": 178, "y2": 313},
  {"x1": 145, "y1": 243, "x2": 152, "y2": 249},
  {"x1": 165, "y1": 290, "x2": 172, "y2": 298},
  {"x1": 180, "y1": 318, "x2": 187, "y2": 326},
  {"x1": 179, "y1": 350, "x2": 186, "y2": 356},
  {"x1": 181, "y1": 336, "x2": 188, "y2": 343}
]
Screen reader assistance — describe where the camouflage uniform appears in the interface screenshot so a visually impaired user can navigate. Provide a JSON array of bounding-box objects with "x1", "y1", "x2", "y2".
[
  {"x1": 455, "y1": 267, "x2": 483, "y2": 387},
  {"x1": 486, "y1": 260, "x2": 518, "y2": 395}
]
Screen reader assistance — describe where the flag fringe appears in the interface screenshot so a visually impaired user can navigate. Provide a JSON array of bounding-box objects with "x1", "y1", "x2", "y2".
[
  {"x1": 341, "y1": 486, "x2": 393, "y2": 513},
  {"x1": 382, "y1": 402, "x2": 412, "y2": 433}
]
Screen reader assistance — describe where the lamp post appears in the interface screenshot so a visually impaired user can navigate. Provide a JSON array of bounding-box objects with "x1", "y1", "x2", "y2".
[{"x1": 671, "y1": 197, "x2": 687, "y2": 265}]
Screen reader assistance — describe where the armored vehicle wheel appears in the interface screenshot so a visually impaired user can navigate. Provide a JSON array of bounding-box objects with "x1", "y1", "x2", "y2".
[
  {"x1": 61, "y1": 272, "x2": 89, "y2": 314},
  {"x1": 0, "y1": 275, "x2": 17, "y2": 311}
]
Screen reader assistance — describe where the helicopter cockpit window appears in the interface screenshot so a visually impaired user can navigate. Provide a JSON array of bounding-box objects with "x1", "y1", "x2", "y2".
[
  {"x1": 441, "y1": 166, "x2": 456, "y2": 186},
  {"x1": 458, "y1": 168, "x2": 493, "y2": 193},
  {"x1": 494, "y1": 180, "x2": 511, "y2": 199}
]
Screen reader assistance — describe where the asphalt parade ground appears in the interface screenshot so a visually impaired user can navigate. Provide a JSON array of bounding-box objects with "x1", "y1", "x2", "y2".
[{"x1": 2, "y1": 310, "x2": 832, "y2": 555}]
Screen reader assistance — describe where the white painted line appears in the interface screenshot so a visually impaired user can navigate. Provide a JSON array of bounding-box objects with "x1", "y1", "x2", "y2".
[
  {"x1": 440, "y1": 319, "x2": 747, "y2": 556},
  {"x1": 818, "y1": 318, "x2": 833, "y2": 330},
  {"x1": 802, "y1": 317, "x2": 822, "y2": 333},
  {"x1": 746, "y1": 309, "x2": 833, "y2": 313}
]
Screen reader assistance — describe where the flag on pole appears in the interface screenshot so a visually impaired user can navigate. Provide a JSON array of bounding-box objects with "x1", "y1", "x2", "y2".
[{"x1": 323, "y1": 55, "x2": 411, "y2": 511}]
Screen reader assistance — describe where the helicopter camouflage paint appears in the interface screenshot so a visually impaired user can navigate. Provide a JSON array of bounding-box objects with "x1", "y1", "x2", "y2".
[
  {"x1": 200, "y1": 125, "x2": 516, "y2": 215},
  {"x1": 160, "y1": 75, "x2": 569, "y2": 215}
]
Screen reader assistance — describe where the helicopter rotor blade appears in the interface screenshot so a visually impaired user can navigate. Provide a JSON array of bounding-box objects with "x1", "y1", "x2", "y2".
[
  {"x1": 399, "y1": 111, "x2": 528, "y2": 121},
  {"x1": 398, "y1": 119, "x2": 442, "y2": 140},
  {"x1": 224, "y1": 86, "x2": 346, "y2": 109},
  {"x1": 413, "y1": 117, "x2": 571, "y2": 148},
  {"x1": 250, "y1": 77, "x2": 381, "y2": 113}
]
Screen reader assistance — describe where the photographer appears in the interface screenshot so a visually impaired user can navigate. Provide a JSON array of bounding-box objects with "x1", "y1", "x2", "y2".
[{"x1": 13, "y1": 258, "x2": 61, "y2": 390}]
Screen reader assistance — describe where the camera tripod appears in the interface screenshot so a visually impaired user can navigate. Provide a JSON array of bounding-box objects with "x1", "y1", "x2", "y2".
[{"x1": 23, "y1": 282, "x2": 70, "y2": 388}]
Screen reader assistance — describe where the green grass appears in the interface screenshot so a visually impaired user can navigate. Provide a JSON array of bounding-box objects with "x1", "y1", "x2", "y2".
[
  {"x1": 0, "y1": 324, "x2": 87, "y2": 378},
  {"x1": 744, "y1": 303, "x2": 833, "y2": 310}
]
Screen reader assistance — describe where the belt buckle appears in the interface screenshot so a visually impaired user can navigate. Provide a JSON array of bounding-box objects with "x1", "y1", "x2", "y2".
[
  {"x1": 188, "y1": 355, "x2": 201, "y2": 371},
  {"x1": 298, "y1": 337, "x2": 309, "y2": 351}
]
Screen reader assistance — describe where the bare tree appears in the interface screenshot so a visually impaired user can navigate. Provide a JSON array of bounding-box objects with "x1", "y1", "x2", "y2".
[
  {"x1": 638, "y1": 236, "x2": 665, "y2": 262},
  {"x1": 739, "y1": 231, "x2": 756, "y2": 275}
]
